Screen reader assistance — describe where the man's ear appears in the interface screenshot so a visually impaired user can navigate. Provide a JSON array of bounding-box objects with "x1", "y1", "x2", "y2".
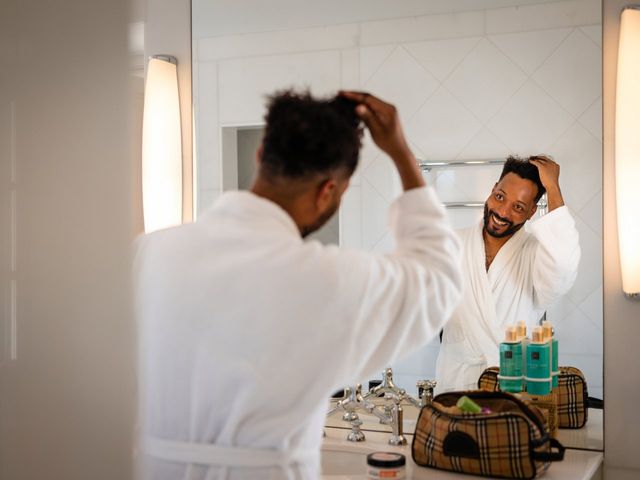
[
  {"x1": 316, "y1": 178, "x2": 337, "y2": 211},
  {"x1": 255, "y1": 144, "x2": 263, "y2": 166}
]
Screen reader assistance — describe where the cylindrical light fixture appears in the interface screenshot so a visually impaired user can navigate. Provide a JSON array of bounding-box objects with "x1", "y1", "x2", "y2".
[
  {"x1": 142, "y1": 55, "x2": 183, "y2": 233},
  {"x1": 615, "y1": 6, "x2": 640, "y2": 299}
]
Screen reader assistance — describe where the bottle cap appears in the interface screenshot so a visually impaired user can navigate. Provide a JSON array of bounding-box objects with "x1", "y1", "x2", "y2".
[
  {"x1": 505, "y1": 326, "x2": 518, "y2": 342},
  {"x1": 541, "y1": 321, "x2": 554, "y2": 340},
  {"x1": 516, "y1": 321, "x2": 527, "y2": 339},
  {"x1": 367, "y1": 452, "x2": 406, "y2": 468},
  {"x1": 531, "y1": 326, "x2": 544, "y2": 344}
]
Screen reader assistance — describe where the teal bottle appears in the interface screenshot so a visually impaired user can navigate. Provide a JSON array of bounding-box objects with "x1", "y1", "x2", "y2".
[
  {"x1": 499, "y1": 326, "x2": 523, "y2": 393},
  {"x1": 542, "y1": 321, "x2": 559, "y2": 388},
  {"x1": 525, "y1": 327, "x2": 552, "y2": 395}
]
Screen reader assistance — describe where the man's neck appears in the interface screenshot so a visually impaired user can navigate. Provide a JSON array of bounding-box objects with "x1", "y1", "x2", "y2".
[
  {"x1": 482, "y1": 228, "x2": 513, "y2": 270},
  {"x1": 251, "y1": 178, "x2": 307, "y2": 235}
]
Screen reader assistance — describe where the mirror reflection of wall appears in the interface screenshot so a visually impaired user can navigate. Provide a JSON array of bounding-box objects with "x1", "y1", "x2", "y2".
[
  {"x1": 222, "y1": 126, "x2": 340, "y2": 245},
  {"x1": 193, "y1": 0, "x2": 602, "y2": 436}
]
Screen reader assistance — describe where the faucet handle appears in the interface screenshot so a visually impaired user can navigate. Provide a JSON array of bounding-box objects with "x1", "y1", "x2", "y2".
[{"x1": 416, "y1": 379, "x2": 437, "y2": 406}]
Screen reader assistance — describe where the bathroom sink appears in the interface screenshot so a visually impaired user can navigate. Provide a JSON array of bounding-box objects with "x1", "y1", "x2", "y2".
[
  {"x1": 321, "y1": 426, "x2": 603, "y2": 480},
  {"x1": 321, "y1": 427, "x2": 413, "y2": 478}
]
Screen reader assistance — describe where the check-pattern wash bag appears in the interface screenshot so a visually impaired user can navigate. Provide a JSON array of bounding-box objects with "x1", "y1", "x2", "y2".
[
  {"x1": 478, "y1": 366, "x2": 602, "y2": 428},
  {"x1": 412, "y1": 391, "x2": 565, "y2": 479}
]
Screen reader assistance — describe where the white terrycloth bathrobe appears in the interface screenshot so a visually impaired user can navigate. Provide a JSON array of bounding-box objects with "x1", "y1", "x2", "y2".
[
  {"x1": 435, "y1": 206, "x2": 580, "y2": 393},
  {"x1": 135, "y1": 186, "x2": 462, "y2": 480}
]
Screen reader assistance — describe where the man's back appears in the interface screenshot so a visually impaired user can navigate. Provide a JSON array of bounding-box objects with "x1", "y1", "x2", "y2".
[
  {"x1": 135, "y1": 91, "x2": 463, "y2": 480},
  {"x1": 137, "y1": 188, "x2": 461, "y2": 479}
]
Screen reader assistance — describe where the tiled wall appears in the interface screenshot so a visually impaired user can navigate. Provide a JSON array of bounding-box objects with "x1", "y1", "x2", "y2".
[{"x1": 193, "y1": 0, "x2": 603, "y2": 398}]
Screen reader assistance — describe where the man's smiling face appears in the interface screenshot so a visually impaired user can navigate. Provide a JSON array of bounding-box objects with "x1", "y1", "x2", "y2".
[{"x1": 483, "y1": 172, "x2": 539, "y2": 239}]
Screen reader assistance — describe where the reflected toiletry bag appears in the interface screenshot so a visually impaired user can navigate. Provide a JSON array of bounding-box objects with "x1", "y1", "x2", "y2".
[
  {"x1": 412, "y1": 391, "x2": 565, "y2": 480},
  {"x1": 478, "y1": 366, "x2": 603, "y2": 428}
]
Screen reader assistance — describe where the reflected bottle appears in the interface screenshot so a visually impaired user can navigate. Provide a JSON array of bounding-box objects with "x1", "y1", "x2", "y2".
[
  {"x1": 525, "y1": 327, "x2": 552, "y2": 395},
  {"x1": 499, "y1": 326, "x2": 523, "y2": 393},
  {"x1": 542, "y1": 321, "x2": 559, "y2": 389}
]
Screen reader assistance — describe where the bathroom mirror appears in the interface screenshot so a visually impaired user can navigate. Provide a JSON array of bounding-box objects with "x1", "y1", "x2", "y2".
[{"x1": 191, "y1": 0, "x2": 603, "y2": 451}]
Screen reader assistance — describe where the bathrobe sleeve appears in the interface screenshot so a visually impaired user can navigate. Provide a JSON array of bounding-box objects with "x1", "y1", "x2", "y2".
[
  {"x1": 331, "y1": 186, "x2": 463, "y2": 387},
  {"x1": 528, "y1": 206, "x2": 581, "y2": 309}
]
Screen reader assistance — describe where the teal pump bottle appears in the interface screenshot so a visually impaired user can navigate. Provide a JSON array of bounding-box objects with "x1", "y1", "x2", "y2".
[
  {"x1": 499, "y1": 326, "x2": 523, "y2": 392},
  {"x1": 516, "y1": 320, "x2": 528, "y2": 377},
  {"x1": 525, "y1": 327, "x2": 552, "y2": 395},
  {"x1": 542, "y1": 321, "x2": 559, "y2": 388}
]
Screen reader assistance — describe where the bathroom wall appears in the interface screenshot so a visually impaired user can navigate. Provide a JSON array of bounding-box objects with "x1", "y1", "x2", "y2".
[
  {"x1": 193, "y1": 0, "x2": 603, "y2": 396},
  {"x1": 0, "y1": 0, "x2": 135, "y2": 479},
  {"x1": 602, "y1": 0, "x2": 640, "y2": 473},
  {"x1": 144, "y1": 0, "x2": 194, "y2": 222}
]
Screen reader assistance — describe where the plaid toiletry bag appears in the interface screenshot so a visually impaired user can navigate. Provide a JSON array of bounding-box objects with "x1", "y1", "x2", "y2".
[
  {"x1": 478, "y1": 366, "x2": 603, "y2": 428},
  {"x1": 412, "y1": 391, "x2": 565, "y2": 479}
]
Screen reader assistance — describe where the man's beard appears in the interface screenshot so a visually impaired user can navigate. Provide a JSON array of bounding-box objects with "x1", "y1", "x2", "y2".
[{"x1": 483, "y1": 203, "x2": 526, "y2": 238}]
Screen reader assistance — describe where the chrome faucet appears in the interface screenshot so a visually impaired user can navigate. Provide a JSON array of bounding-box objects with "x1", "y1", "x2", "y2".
[{"x1": 327, "y1": 369, "x2": 437, "y2": 445}]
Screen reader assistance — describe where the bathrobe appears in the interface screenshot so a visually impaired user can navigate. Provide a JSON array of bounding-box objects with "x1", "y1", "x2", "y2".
[
  {"x1": 134, "y1": 186, "x2": 462, "y2": 480},
  {"x1": 435, "y1": 206, "x2": 580, "y2": 392}
]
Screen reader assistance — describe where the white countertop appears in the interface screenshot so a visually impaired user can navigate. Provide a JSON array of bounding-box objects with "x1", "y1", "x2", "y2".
[
  {"x1": 556, "y1": 408, "x2": 603, "y2": 451},
  {"x1": 327, "y1": 400, "x2": 603, "y2": 452},
  {"x1": 321, "y1": 427, "x2": 603, "y2": 480}
]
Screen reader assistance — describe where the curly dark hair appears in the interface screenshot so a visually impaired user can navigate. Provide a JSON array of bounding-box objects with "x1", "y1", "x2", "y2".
[
  {"x1": 260, "y1": 90, "x2": 363, "y2": 179},
  {"x1": 499, "y1": 155, "x2": 547, "y2": 202}
]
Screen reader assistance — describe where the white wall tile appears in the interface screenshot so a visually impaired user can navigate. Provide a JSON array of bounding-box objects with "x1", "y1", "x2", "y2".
[
  {"x1": 579, "y1": 284, "x2": 604, "y2": 331},
  {"x1": 533, "y1": 29, "x2": 602, "y2": 118},
  {"x1": 359, "y1": 130, "x2": 382, "y2": 172},
  {"x1": 486, "y1": 0, "x2": 602, "y2": 34},
  {"x1": 567, "y1": 215, "x2": 603, "y2": 306},
  {"x1": 339, "y1": 185, "x2": 362, "y2": 249},
  {"x1": 547, "y1": 294, "x2": 578, "y2": 324},
  {"x1": 487, "y1": 80, "x2": 574, "y2": 153},
  {"x1": 361, "y1": 179, "x2": 391, "y2": 250},
  {"x1": 550, "y1": 122, "x2": 602, "y2": 211},
  {"x1": 340, "y1": 48, "x2": 360, "y2": 90},
  {"x1": 404, "y1": 37, "x2": 481, "y2": 82},
  {"x1": 363, "y1": 46, "x2": 439, "y2": 124},
  {"x1": 218, "y1": 51, "x2": 342, "y2": 125},
  {"x1": 580, "y1": 24, "x2": 602, "y2": 47},
  {"x1": 362, "y1": 157, "x2": 402, "y2": 204},
  {"x1": 198, "y1": 23, "x2": 358, "y2": 61},
  {"x1": 360, "y1": 11, "x2": 484, "y2": 46},
  {"x1": 555, "y1": 308, "x2": 603, "y2": 357},
  {"x1": 407, "y1": 87, "x2": 482, "y2": 160},
  {"x1": 579, "y1": 97, "x2": 603, "y2": 141},
  {"x1": 445, "y1": 39, "x2": 527, "y2": 123},
  {"x1": 359, "y1": 45, "x2": 395, "y2": 85},
  {"x1": 578, "y1": 190, "x2": 603, "y2": 237},
  {"x1": 457, "y1": 128, "x2": 510, "y2": 160},
  {"x1": 489, "y1": 28, "x2": 571, "y2": 75}
]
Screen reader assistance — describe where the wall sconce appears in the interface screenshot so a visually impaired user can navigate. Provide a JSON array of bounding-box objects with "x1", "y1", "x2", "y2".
[
  {"x1": 142, "y1": 55, "x2": 182, "y2": 233},
  {"x1": 615, "y1": 6, "x2": 640, "y2": 299}
]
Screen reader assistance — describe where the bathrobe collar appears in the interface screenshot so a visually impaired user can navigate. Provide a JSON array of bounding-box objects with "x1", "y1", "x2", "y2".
[{"x1": 199, "y1": 190, "x2": 301, "y2": 238}]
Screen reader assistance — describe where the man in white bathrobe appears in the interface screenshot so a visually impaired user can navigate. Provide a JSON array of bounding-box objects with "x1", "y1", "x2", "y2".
[
  {"x1": 435, "y1": 156, "x2": 580, "y2": 392},
  {"x1": 135, "y1": 90, "x2": 463, "y2": 480}
]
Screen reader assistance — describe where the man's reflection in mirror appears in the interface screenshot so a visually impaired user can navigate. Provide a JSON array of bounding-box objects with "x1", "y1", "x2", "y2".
[{"x1": 435, "y1": 155, "x2": 580, "y2": 392}]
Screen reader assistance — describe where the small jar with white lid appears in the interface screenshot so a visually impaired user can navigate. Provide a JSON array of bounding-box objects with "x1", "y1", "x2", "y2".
[{"x1": 366, "y1": 451, "x2": 406, "y2": 479}]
